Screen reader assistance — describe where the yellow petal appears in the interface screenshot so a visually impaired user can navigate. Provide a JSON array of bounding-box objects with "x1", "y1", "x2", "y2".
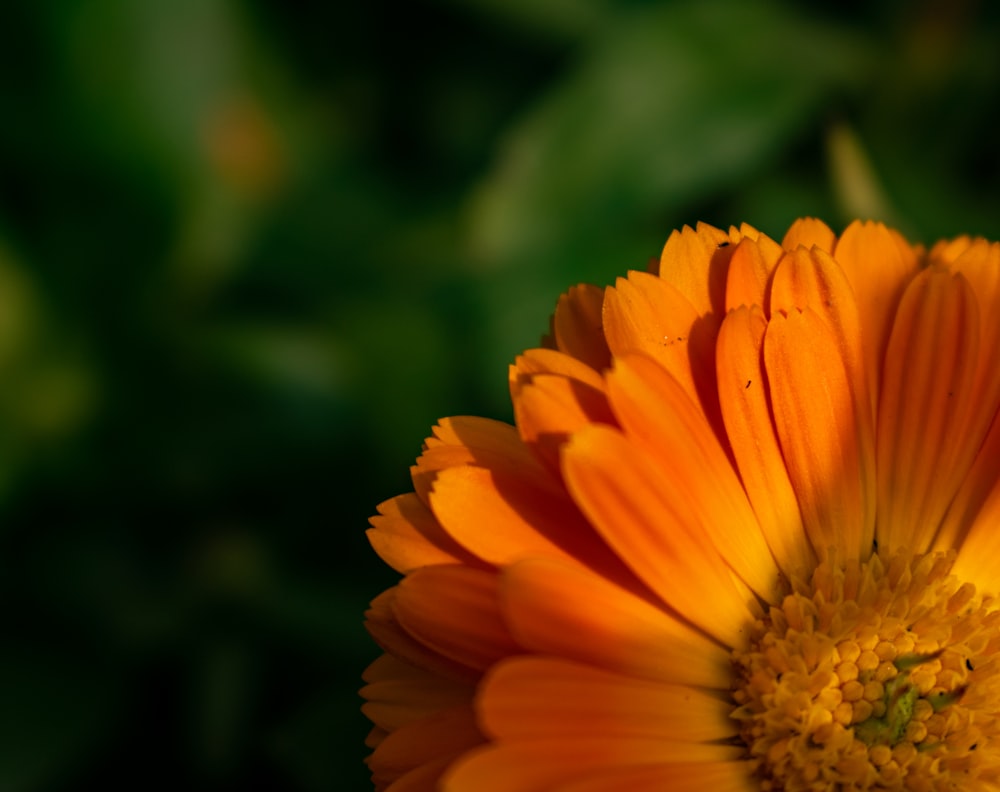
[
  {"x1": 561, "y1": 423, "x2": 755, "y2": 646},
  {"x1": 764, "y1": 309, "x2": 870, "y2": 560},
  {"x1": 606, "y1": 353, "x2": 780, "y2": 601},
  {"x1": 876, "y1": 266, "x2": 980, "y2": 554},
  {"x1": 478, "y1": 656, "x2": 736, "y2": 743},
  {"x1": 501, "y1": 557, "x2": 731, "y2": 689},
  {"x1": 717, "y1": 306, "x2": 814, "y2": 577}
]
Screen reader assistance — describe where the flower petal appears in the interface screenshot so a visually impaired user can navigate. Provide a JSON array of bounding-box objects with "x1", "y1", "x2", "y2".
[
  {"x1": 367, "y1": 705, "x2": 483, "y2": 789},
  {"x1": 769, "y1": 245, "x2": 876, "y2": 542},
  {"x1": 368, "y1": 494, "x2": 482, "y2": 574},
  {"x1": 658, "y1": 221, "x2": 733, "y2": 317},
  {"x1": 393, "y1": 565, "x2": 520, "y2": 672},
  {"x1": 441, "y1": 739, "x2": 745, "y2": 792},
  {"x1": 361, "y1": 654, "x2": 475, "y2": 734},
  {"x1": 833, "y1": 220, "x2": 919, "y2": 411},
  {"x1": 724, "y1": 235, "x2": 782, "y2": 312},
  {"x1": 951, "y1": 473, "x2": 1000, "y2": 594},
  {"x1": 606, "y1": 353, "x2": 780, "y2": 601},
  {"x1": 603, "y1": 270, "x2": 723, "y2": 434},
  {"x1": 550, "y1": 762, "x2": 755, "y2": 792},
  {"x1": 428, "y1": 464, "x2": 621, "y2": 574},
  {"x1": 781, "y1": 216, "x2": 836, "y2": 253},
  {"x1": 511, "y1": 368, "x2": 617, "y2": 477},
  {"x1": 876, "y1": 266, "x2": 980, "y2": 554},
  {"x1": 477, "y1": 656, "x2": 736, "y2": 743},
  {"x1": 561, "y1": 423, "x2": 755, "y2": 646},
  {"x1": 380, "y1": 756, "x2": 455, "y2": 792},
  {"x1": 764, "y1": 308, "x2": 870, "y2": 560},
  {"x1": 549, "y1": 283, "x2": 612, "y2": 371},
  {"x1": 717, "y1": 305, "x2": 814, "y2": 577},
  {"x1": 500, "y1": 557, "x2": 731, "y2": 689},
  {"x1": 509, "y1": 347, "x2": 605, "y2": 394},
  {"x1": 365, "y1": 588, "x2": 480, "y2": 683}
]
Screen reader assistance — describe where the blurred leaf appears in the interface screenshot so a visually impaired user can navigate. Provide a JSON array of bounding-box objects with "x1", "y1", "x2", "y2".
[
  {"x1": 439, "y1": 0, "x2": 610, "y2": 38},
  {"x1": 469, "y1": 0, "x2": 871, "y2": 273},
  {"x1": 465, "y1": 0, "x2": 872, "y2": 400},
  {"x1": 0, "y1": 648, "x2": 113, "y2": 791}
]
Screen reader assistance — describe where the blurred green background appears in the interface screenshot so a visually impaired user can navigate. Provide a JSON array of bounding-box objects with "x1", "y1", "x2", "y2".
[{"x1": 1, "y1": 0, "x2": 999, "y2": 789}]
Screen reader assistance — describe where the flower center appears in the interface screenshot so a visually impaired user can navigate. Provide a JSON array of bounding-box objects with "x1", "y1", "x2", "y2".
[{"x1": 731, "y1": 552, "x2": 1000, "y2": 790}]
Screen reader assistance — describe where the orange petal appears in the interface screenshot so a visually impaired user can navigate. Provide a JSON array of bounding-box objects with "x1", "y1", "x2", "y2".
[
  {"x1": 833, "y1": 220, "x2": 919, "y2": 411},
  {"x1": 550, "y1": 284, "x2": 612, "y2": 371},
  {"x1": 379, "y1": 756, "x2": 457, "y2": 792},
  {"x1": 937, "y1": 411, "x2": 1000, "y2": 552},
  {"x1": 658, "y1": 221, "x2": 733, "y2": 318},
  {"x1": 368, "y1": 494, "x2": 482, "y2": 574},
  {"x1": 561, "y1": 423, "x2": 755, "y2": 646},
  {"x1": 500, "y1": 557, "x2": 731, "y2": 689},
  {"x1": 413, "y1": 417, "x2": 548, "y2": 507},
  {"x1": 717, "y1": 306, "x2": 814, "y2": 577},
  {"x1": 606, "y1": 353, "x2": 780, "y2": 601},
  {"x1": 361, "y1": 654, "x2": 475, "y2": 733},
  {"x1": 478, "y1": 656, "x2": 736, "y2": 743},
  {"x1": 781, "y1": 217, "x2": 836, "y2": 253},
  {"x1": 428, "y1": 464, "x2": 622, "y2": 575},
  {"x1": 950, "y1": 470, "x2": 1000, "y2": 592},
  {"x1": 550, "y1": 762, "x2": 755, "y2": 792},
  {"x1": 367, "y1": 704, "x2": 483, "y2": 787},
  {"x1": 764, "y1": 309, "x2": 870, "y2": 560},
  {"x1": 393, "y1": 565, "x2": 520, "y2": 672},
  {"x1": 426, "y1": 416, "x2": 527, "y2": 454},
  {"x1": 769, "y1": 246, "x2": 876, "y2": 542},
  {"x1": 603, "y1": 270, "x2": 723, "y2": 433},
  {"x1": 944, "y1": 241, "x2": 1000, "y2": 467},
  {"x1": 509, "y1": 347, "x2": 605, "y2": 396},
  {"x1": 365, "y1": 588, "x2": 480, "y2": 683},
  {"x1": 441, "y1": 739, "x2": 745, "y2": 792},
  {"x1": 724, "y1": 236, "x2": 782, "y2": 312},
  {"x1": 876, "y1": 267, "x2": 980, "y2": 554},
  {"x1": 512, "y1": 370, "x2": 617, "y2": 477}
]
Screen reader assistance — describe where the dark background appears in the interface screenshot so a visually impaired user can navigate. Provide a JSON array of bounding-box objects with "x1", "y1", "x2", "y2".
[{"x1": 0, "y1": 0, "x2": 998, "y2": 789}]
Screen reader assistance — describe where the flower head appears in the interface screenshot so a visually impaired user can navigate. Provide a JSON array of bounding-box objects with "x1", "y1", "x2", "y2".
[{"x1": 362, "y1": 219, "x2": 1000, "y2": 791}]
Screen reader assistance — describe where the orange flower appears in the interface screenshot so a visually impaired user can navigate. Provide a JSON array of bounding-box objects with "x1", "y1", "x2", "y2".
[{"x1": 362, "y1": 219, "x2": 1000, "y2": 791}]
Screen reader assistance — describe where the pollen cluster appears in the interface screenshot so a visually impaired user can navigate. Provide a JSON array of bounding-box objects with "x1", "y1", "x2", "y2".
[{"x1": 731, "y1": 552, "x2": 1000, "y2": 790}]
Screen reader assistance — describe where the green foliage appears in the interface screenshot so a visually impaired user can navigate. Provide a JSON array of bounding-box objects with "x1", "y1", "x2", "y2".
[{"x1": 0, "y1": 0, "x2": 999, "y2": 788}]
